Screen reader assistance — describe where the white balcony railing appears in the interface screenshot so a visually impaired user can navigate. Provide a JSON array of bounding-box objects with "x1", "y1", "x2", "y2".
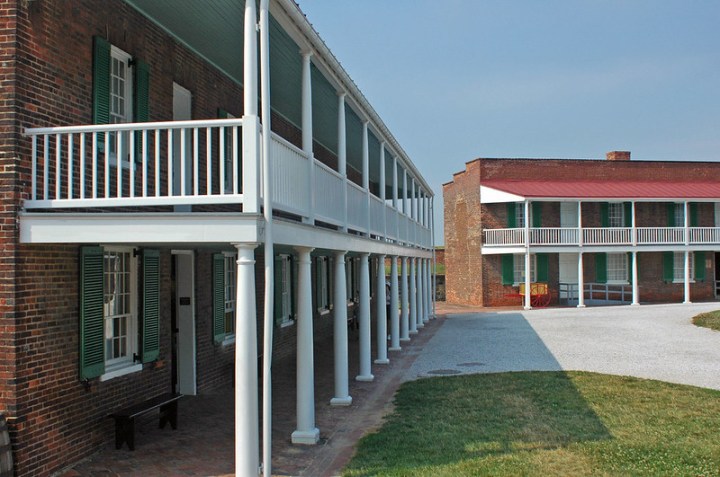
[
  {"x1": 24, "y1": 119, "x2": 433, "y2": 249},
  {"x1": 485, "y1": 226, "x2": 720, "y2": 248}
]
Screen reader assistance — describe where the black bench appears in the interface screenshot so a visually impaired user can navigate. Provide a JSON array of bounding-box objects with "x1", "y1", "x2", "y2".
[{"x1": 110, "y1": 392, "x2": 182, "y2": 450}]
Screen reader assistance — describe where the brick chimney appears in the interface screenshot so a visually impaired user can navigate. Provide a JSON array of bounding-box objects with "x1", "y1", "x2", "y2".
[{"x1": 606, "y1": 151, "x2": 631, "y2": 161}]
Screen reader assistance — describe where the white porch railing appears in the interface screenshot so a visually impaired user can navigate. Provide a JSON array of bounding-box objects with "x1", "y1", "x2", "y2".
[
  {"x1": 485, "y1": 226, "x2": 720, "y2": 247},
  {"x1": 24, "y1": 119, "x2": 433, "y2": 249}
]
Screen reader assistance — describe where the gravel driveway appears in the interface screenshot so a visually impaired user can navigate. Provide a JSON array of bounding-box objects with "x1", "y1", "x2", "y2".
[{"x1": 408, "y1": 302, "x2": 720, "y2": 390}]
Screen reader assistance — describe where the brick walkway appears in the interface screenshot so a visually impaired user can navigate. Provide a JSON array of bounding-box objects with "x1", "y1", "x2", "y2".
[{"x1": 62, "y1": 314, "x2": 443, "y2": 477}]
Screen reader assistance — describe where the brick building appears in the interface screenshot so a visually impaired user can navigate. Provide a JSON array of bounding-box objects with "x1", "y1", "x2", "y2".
[
  {"x1": 0, "y1": 1, "x2": 434, "y2": 475},
  {"x1": 444, "y1": 152, "x2": 720, "y2": 308}
]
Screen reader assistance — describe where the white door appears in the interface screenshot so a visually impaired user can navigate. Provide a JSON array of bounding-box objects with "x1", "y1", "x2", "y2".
[
  {"x1": 558, "y1": 253, "x2": 579, "y2": 299},
  {"x1": 172, "y1": 83, "x2": 192, "y2": 208},
  {"x1": 174, "y1": 251, "x2": 197, "y2": 395}
]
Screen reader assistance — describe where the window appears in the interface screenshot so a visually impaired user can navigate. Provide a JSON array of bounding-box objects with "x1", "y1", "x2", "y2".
[
  {"x1": 93, "y1": 36, "x2": 149, "y2": 166},
  {"x1": 515, "y1": 203, "x2": 526, "y2": 228},
  {"x1": 316, "y1": 256, "x2": 330, "y2": 311},
  {"x1": 223, "y1": 254, "x2": 236, "y2": 338},
  {"x1": 80, "y1": 247, "x2": 159, "y2": 381},
  {"x1": 673, "y1": 252, "x2": 695, "y2": 282},
  {"x1": 513, "y1": 254, "x2": 537, "y2": 285},
  {"x1": 674, "y1": 203, "x2": 685, "y2": 227},
  {"x1": 274, "y1": 254, "x2": 294, "y2": 327},
  {"x1": 103, "y1": 247, "x2": 137, "y2": 369},
  {"x1": 606, "y1": 253, "x2": 628, "y2": 283},
  {"x1": 608, "y1": 202, "x2": 625, "y2": 228}
]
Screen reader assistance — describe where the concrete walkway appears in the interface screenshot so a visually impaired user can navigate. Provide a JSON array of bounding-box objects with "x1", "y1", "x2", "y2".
[{"x1": 409, "y1": 302, "x2": 720, "y2": 391}]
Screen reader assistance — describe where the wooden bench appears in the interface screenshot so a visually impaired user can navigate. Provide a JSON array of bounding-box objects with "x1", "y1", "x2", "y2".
[{"x1": 110, "y1": 392, "x2": 182, "y2": 450}]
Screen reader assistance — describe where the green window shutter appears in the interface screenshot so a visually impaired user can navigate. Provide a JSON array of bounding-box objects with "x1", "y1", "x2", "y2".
[
  {"x1": 595, "y1": 253, "x2": 607, "y2": 284},
  {"x1": 506, "y1": 203, "x2": 516, "y2": 228},
  {"x1": 536, "y1": 254, "x2": 549, "y2": 282},
  {"x1": 142, "y1": 249, "x2": 160, "y2": 363},
  {"x1": 690, "y1": 203, "x2": 698, "y2": 227},
  {"x1": 695, "y1": 251, "x2": 706, "y2": 281},
  {"x1": 273, "y1": 256, "x2": 283, "y2": 326},
  {"x1": 624, "y1": 202, "x2": 632, "y2": 227},
  {"x1": 92, "y1": 36, "x2": 111, "y2": 126},
  {"x1": 600, "y1": 203, "x2": 609, "y2": 228},
  {"x1": 532, "y1": 202, "x2": 542, "y2": 228},
  {"x1": 133, "y1": 58, "x2": 150, "y2": 163},
  {"x1": 212, "y1": 253, "x2": 226, "y2": 343},
  {"x1": 501, "y1": 255, "x2": 514, "y2": 285},
  {"x1": 80, "y1": 246, "x2": 105, "y2": 380},
  {"x1": 663, "y1": 251, "x2": 674, "y2": 282},
  {"x1": 667, "y1": 203, "x2": 676, "y2": 227}
]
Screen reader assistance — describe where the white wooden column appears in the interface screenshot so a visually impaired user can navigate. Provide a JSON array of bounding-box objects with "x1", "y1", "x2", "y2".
[
  {"x1": 362, "y1": 121, "x2": 370, "y2": 236},
  {"x1": 427, "y1": 258, "x2": 434, "y2": 319},
  {"x1": 409, "y1": 257, "x2": 418, "y2": 334},
  {"x1": 523, "y1": 200, "x2": 531, "y2": 310},
  {"x1": 356, "y1": 253, "x2": 374, "y2": 381},
  {"x1": 417, "y1": 258, "x2": 426, "y2": 327},
  {"x1": 389, "y1": 256, "x2": 401, "y2": 351},
  {"x1": 234, "y1": 243, "x2": 259, "y2": 476},
  {"x1": 241, "y1": 0, "x2": 260, "y2": 215},
  {"x1": 400, "y1": 256, "x2": 410, "y2": 341},
  {"x1": 683, "y1": 201, "x2": 691, "y2": 304},
  {"x1": 331, "y1": 251, "x2": 352, "y2": 406},
  {"x1": 301, "y1": 50, "x2": 314, "y2": 224},
  {"x1": 631, "y1": 251, "x2": 639, "y2": 306},
  {"x1": 392, "y1": 156, "x2": 399, "y2": 240},
  {"x1": 291, "y1": 247, "x2": 319, "y2": 444},
  {"x1": 337, "y1": 92, "x2": 348, "y2": 232},
  {"x1": 380, "y1": 143, "x2": 387, "y2": 240},
  {"x1": 577, "y1": 252, "x2": 586, "y2": 308},
  {"x1": 375, "y1": 255, "x2": 389, "y2": 364}
]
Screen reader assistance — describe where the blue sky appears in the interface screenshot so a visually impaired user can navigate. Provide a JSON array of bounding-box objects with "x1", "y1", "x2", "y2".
[{"x1": 298, "y1": 1, "x2": 720, "y2": 244}]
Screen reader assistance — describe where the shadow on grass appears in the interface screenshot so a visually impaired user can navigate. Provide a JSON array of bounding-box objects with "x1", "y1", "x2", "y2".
[{"x1": 345, "y1": 311, "x2": 614, "y2": 475}]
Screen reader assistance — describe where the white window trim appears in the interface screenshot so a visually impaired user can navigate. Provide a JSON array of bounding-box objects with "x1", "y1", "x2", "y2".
[
  {"x1": 606, "y1": 252, "x2": 629, "y2": 284},
  {"x1": 278, "y1": 254, "x2": 294, "y2": 327},
  {"x1": 108, "y1": 45, "x2": 134, "y2": 170},
  {"x1": 101, "y1": 245, "x2": 139, "y2": 380},
  {"x1": 672, "y1": 252, "x2": 695, "y2": 283},
  {"x1": 513, "y1": 254, "x2": 536, "y2": 286},
  {"x1": 608, "y1": 202, "x2": 625, "y2": 228},
  {"x1": 223, "y1": 252, "x2": 237, "y2": 341}
]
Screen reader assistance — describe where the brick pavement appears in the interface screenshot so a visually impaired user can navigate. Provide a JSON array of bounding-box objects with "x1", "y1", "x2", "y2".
[{"x1": 62, "y1": 312, "x2": 444, "y2": 477}]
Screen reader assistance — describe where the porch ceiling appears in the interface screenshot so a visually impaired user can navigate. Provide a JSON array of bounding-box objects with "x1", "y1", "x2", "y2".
[{"x1": 480, "y1": 180, "x2": 720, "y2": 203}]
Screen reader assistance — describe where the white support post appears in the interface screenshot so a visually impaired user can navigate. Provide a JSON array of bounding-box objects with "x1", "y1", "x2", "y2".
[
  {"x1": 389, "y1": 256, "x2": 401, "y2": 351},
  {"x1": 409, "y1": 257, "x2": 418, "y2": 334},
  {"x1": 684, "y1": 201, "x2": 691, "y2": 304},
  {"x1": 356, "y1": 253, "x2": 374, "y2": 381},
  {"x1": 234, "y1": 243, "x2": 259, "y2": 477},
  {"x1": 301, "y1": 50, "x2": 314, "y2": 224},
  {"x1": 362, "y1": 121, "x2": 370, "y2": 236},
  {"x1": 380, "y1": 143, "x2": 387, "y2": 241},
  {"x1": 420, "y1": 258, "x2": 427, "y2": 324},
  {"x1": 524, "y1": 200, "x2": 531, "y2": 310},
  {"x1": 577, "y1": 252, "x2": 586, "y2": 308},
  {"x1": 337, "y1": 93, "x2": 348, "y2": 232},
  {"x1": 375, "y1": 255, "x2": 389, "y2": 364},
  {"x1": 331, "y1": 251, "x2": 352, "y2": 406},
  {"x1": 631, "y1": 201, "x2": 637, "y2": 246},
  {"x1": 631, "y1": 251, "x2": 639, "y2": 305},
  {"x1": 400, "y1": 257, "x2": 410, "y2": 341},
  {"x1": 577, "y1": 200, "x2": 583, "y2": 247},
  {"x1": 291, "y1": 247, "x2": 320, "y2": 445},
  {"x1": 241, "y1": 0, "x2": 259, "y2": 214},
  {"x1": 392, "y1": 156, "x2": 399, "y2": 240}
]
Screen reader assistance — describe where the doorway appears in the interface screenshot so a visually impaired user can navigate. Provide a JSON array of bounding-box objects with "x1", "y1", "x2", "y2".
[{"x1": 172, "y1": 251, "x2": 197, "y2": 395}]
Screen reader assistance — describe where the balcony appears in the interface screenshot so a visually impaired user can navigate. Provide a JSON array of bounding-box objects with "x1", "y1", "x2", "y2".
[
  {"x1": 484, "y1": 226, "x2": 720, "y2": 248},
  {"x1": 23, "y1": 120, "x2": 432, "y2": 248}
]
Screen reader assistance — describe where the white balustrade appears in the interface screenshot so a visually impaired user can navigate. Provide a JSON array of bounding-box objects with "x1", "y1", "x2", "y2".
[
  {"x1": 314, "y1": 160, "x2": 345, "y2": 226},
  {"x1": 385, "y1": 204, "x2": 398, "y2": 241},
  {"x1": 270, "y1": 134, "x2": 309, "y2": 217},
  {"x1": 346, "y1": 182, "x2": 367, "y2": 231},
  {"x1": 583, "y1": 227, "x2": 632, "y2": 245},
  {"x1": 369, "y1": 196, "x2": 385, "y2": 236},
  {"x1": 484, "y1": 228, "x2": 525, "y2": 246},
  {"x1": 636, "y1": 227, "x2": 684, "y2": 244},
  {"x1": 529, "y1": 227, "x2": 578, "y2": 245},
  {"x1": 689, "y1": 227, "x2": 720, "y2": 244}
]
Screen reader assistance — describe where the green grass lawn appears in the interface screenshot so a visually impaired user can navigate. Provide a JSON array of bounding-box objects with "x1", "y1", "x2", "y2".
[
  {"x1": 693, "y1": 310, "x2": 720, "y2": 331},
  {"x1": 342, "y1": 372, "x2": 720, "y2": 476}
]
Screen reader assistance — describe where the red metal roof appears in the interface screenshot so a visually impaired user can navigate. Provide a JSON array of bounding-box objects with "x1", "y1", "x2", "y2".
[{"x1": 481, "y1": 180, "x2": 720, "y2": 200}]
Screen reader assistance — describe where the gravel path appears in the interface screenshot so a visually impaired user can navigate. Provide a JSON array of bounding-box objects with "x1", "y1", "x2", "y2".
[{"x1": 408, "y1": 302, "x2": 720, "y2": 390}]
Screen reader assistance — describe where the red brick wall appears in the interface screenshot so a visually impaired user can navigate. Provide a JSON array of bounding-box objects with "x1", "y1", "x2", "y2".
[{"x1": 444, "y1": 157, "x2": 720, "y2": 308}]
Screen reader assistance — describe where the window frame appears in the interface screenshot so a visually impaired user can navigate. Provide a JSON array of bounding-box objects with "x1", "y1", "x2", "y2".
[
  {"x1": 222, "y1": 252, "x2": 237, "y2": 342},
  {"x1": 606, "y1": 252, "x2": 629, "y2": 284},
  {"x1": 607, "y1": 202, "x2": 625, "y2": 228},
  {"x1": 513, "y1": 254, "x2": 537, "y2": 285},
  {"x1": 673, "y1": 252, "x2": 695, "y2": 283},
  {"x1": 674, "y1": 203, "x2": 685, "y2": 228},
  {"x1": 107, "y1": 45, "x2": 134, "y2": 169},
  {"x1": 277, "y1": 254, "x2": 294, "y2": 327}
]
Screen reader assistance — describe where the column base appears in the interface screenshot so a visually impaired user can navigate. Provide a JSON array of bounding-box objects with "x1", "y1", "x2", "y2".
[
  {"x1": 523, "y1": 306, "x2": 532, "y2": 311},
  {"x1": 330, "y1": 396, "x2": 353, "y2": 407},
  {"x1": 389, "y1": 346, "x2": 402, "y2": 352},
  {"x1": 400, "y1": 337, "x2": 411, "y2": 342},
  {"x1": 374, "y1": 358, "x2": 390, "y2": 365},
  {"x1": 683, "y1": 300, "x2": 692, "y2": 304},
  {"x1": 576, "y1": 304, "x2": 586, "y2": 308},
  {"x1": 631, "y1": 302, "x2": 640, "y2": 306},
  {"x1": 417, "y1": 323, "x2": 425, "y2": 329},
  {"x1": 356, "y1": 374, "x2": 374, "y2": 382},
  {"x1": 409, "y1": 330, "x2": 419, "y2": 335},
  {"x1": 291, "y1": 428, "x2": 320, "y2": 445}
]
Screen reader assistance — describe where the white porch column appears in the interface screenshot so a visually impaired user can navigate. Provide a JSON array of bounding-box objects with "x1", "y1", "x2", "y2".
[
  {"x1": 337, "y1": 93, "x2": 348, "y2": 232},
  {"x1": 631, "y1": 251, "x2": 639, "y2": 306},
  {"x1": 409, "y1": 257, "x2": 418, "y2": 334},
  {"x1": 291, "y1": 247, "x2": 319, "y2": 444},
  {"x1": 356, "y1": 253, "x2": 374, "y2": 381},
  {"x1": 577, "y1": 252, "x2": 586, "y2": 308},
  {"x1": 380, "y1": 143, "x2": 387, "y2": 240},
  {"x1": 331, "y1": 251, "x2": 352, "y2": 406},
  {"x1": 301, "y1": 50, "x2": 314, "y2": 224},
  {"x1": 400, "y1": 256, "x2": 410, "y2": 341},
  {"x1": 420, "y1": 258, "x2": 427, "y2": 323},
  {"x1": 389, "y1": 256, "x2": 401, "y2": 351},
  {"x1": 427, "y1": 258, "x2": 434, "y2": 319},
  {"x1": 392, "y1": 156, "x2": 399, "y2": 239},
  {"x1": 523, "y1": 200, "x2": 531, "y2": 310},
  {"x1": 362, "y1": 121, "x2": 370, "y2": 236},
  {"x1": 416, "y1": 258, "x2": 427, "y2": 328},
  {"x1": 375, "y1": 255, "x2": 389, "y2": 364},
  {"x1": 241, "y1": 0, "x2": 259, "y2": 215},
  {"x1": 234, "y1": 243, "x2": 259, "y2": 477},
  {"x1": 683, "y1": 201, "x2": 691, "y2": 304}
]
